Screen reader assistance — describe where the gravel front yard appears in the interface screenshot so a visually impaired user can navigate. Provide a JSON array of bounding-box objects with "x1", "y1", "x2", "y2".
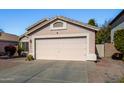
[{"x1": 88, "y1": 58, "x2": 124, "y2": 83}]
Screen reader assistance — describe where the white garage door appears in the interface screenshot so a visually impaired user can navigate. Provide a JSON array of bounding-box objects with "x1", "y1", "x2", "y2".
[{"x1": 35, "y1": 37, "x2": 87, "y2": 61}]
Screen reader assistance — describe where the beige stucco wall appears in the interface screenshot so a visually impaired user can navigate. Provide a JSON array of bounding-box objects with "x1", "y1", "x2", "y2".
[{"x1": 20, "y1": 20, "x2": 95, "y2": 55}]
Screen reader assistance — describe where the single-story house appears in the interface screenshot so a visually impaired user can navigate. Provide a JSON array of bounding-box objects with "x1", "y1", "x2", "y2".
[
  {"x1": 20, "y1": 16, "x2": 99, "y2": 61},
  {"x1": 0, "y1": 32, "x2": 19, "y2": 55},
  {"x1": 110, "y1": 10, "x2": 124, "y2": 43}
]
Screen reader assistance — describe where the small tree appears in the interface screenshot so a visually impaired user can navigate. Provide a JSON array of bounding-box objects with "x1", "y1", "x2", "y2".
[
  {"x1": 17, "y1": 42, "x2": 24, "y2": 56},
  {"x1": 96, "y1": 20, "x2": 111, "y2": 44},
  {"x1": 88, "y1": 19, "x2": 98, "y2": 27},
  {"x1": 114, "y1": 29, "x2": 124, "y2": 58}
]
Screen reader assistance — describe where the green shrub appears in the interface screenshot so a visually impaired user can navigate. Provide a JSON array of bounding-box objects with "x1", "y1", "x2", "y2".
[
  {"x1": 119, "y1": 77, "x2": 124, "y2": 83},
  {"x1": 122, "y1": 56, "x2": 124, "y2": 61},
  {"x1": 114, "y1": 29, "x2": 124, "y2": 60},
  {"x1": 26, "y1": 55, "x2": 34, "y2": 61}
]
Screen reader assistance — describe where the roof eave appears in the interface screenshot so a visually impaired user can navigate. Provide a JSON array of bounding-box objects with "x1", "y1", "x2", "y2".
[
  {"x1": 109, "y1": 10, "x2": 124, "y2": 25},
  {"x1": 26, "y1": 18, "x2": 49, "y2": 31},
  {"x1": 25, "y1": 16, "x2": 100, "y2": 35}
]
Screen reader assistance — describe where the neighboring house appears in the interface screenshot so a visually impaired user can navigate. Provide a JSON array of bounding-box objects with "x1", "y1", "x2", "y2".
[
  {"x1": 20, "y1": 16, "x2": 99, "y2": 61},
  {"x1": 110, "y1": 10, "x2": 124, "y2": 43},
  {"x1": 0, "y1": 32, "x2": 19, "y2": 55}
]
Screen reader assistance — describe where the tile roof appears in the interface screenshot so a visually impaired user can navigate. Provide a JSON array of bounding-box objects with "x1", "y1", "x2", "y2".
[{"x1": 20, "y1": 16, "x2": 100, "y2": 38}]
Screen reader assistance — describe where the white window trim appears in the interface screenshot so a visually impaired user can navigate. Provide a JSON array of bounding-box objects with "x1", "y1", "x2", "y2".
[{"x1": 50, "y1": 20, "x2": 67, "y2": 30}]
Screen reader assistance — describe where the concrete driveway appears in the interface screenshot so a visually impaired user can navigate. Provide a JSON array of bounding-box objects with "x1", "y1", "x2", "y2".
[{"x1": 0, "y1": 60, "x2": 94, "y2": 83}]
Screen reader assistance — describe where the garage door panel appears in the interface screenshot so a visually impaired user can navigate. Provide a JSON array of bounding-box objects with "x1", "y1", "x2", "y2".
[
  {"x1": 36, "y1": 39, "x2": 58, "y2": 59},
  {"x1": 35, "y1": 37, "x2": 87, "y2": 61},
  {"x1": 57, "y1": 38, "x2": 86, "y2": 60}
]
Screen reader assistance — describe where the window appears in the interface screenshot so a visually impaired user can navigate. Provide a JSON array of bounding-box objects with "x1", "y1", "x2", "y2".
[
  {"x1": 50, "y1": 20, "x2": 67, "y2": 30},
  {"x1": 53, "y1": 22, "x2": 63, "y2": 28},
  {"x1": 22, "y1": 42, "x2": 29, "y2": 51}
]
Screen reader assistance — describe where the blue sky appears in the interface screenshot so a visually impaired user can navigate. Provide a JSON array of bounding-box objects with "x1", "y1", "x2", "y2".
[{"x1": 0, "y1": 9, "x2": 122, "y2": 36}]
